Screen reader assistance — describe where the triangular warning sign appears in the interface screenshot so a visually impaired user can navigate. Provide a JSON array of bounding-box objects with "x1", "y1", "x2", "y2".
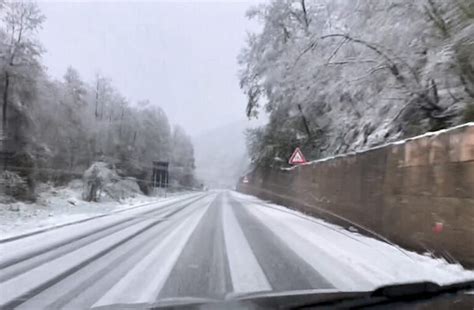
[{"x1": 289, "y1": 147, "x2": 307, "y2": 165}]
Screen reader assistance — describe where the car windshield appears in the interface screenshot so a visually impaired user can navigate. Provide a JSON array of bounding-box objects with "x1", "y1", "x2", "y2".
[{"x1": 0, "y1": 0, "x2": 473, "y2": 309}]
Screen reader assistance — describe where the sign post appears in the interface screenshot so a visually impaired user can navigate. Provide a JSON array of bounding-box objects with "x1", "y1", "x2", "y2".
[{"x1": 289, "y1": 147, "x2": 307, "y2": 165}]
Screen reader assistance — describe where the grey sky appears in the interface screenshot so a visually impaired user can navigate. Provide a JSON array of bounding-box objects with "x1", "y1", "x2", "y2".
[{"x1": 38, "y1": 1, "x2": 260, "y2": 135}]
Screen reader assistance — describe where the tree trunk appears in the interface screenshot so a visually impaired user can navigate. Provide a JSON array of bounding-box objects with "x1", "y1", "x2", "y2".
[
  {"x1": 297, "y1": 104, "x2": 312, "y2": 138},
  {"x1": 118, "y1": 107, "x2": 124, "y2": 138},
  {"x1": 2, "y1": 72, "x2": 10, "y2": 171},
  {"x1": 301, "y1": 0, "x2": 309, "y2": 30},
  {"x1": 2, "y1": 72, "x2": 10, "y2": 133},
  {"x1": 95, "y1": 81, "x2": 100, "y2": 119}
]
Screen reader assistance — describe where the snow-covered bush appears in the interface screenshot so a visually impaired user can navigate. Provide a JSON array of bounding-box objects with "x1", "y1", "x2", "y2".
[
  {"x1": 0, "y1": 171, "x2": 29, "y2": 200},
  {"x1": 82, "y1": 162, "x2": 141, "y2": 202},
  {"x1": 83, "y1": 162, "x2": 113, "y2": 202}
]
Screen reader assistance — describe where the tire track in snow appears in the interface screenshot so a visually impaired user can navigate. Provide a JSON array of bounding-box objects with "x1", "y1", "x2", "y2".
[
  {"x1": 0, "y1": 193, "x2": 202, "y2": 244},
  {"x1": 157, "y1": 194, "x2": 233, "y2": 299},
  {"x1": 0, "y1": 194, "x2": 212, "y2": 309},
  {"x1": 229, "y1": 196, "x2": 334, "y2": 292},
  {"x1": 239, "y1": 197, "x2": 375, "y2": 291},
  {"x1": 92, "y1": 195, "x2": 213, "y2": 308},
  {"x1": 221, "y1": 193, "x2": 271, "y2": 295},
  {"x1": 20, "y1": 195, "x2": 215, "y2": 310},
  {"x1": 0, "y1": 194, "x2": 207, "y2": 274}
]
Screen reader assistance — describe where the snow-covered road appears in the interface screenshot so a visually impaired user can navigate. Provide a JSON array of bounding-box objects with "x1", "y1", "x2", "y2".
[{"x1": 0, "y1": 191, "x2": 472, "y2": 309}]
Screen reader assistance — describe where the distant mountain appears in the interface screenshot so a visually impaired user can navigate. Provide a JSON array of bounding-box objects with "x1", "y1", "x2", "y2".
[{"x1": 192, "y1": 120, "x2": 255, "y2": 189}]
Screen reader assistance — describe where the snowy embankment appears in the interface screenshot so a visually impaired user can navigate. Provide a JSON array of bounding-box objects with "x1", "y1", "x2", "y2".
[{"x1": 0, "y1": 180, "x2": 185, "y2": 240}]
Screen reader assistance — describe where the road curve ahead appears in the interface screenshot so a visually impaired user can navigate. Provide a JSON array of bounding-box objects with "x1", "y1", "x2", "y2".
[{"x1": 0, "y1": 191, "x2": 367, "y2": 309}]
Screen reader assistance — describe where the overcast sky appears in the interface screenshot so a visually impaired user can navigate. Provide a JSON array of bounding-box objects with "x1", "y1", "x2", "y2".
[{"x1": 38, "y1": 1, "x2": 262, "y2": 135}]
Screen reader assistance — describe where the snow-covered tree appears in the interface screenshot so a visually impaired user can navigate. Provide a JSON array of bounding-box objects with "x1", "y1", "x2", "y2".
[
  {"x1": 0, "y1": 1, "x2": 197, "y2": 198},
  {"x1": 0, "y1": 0, "x2": 44, "y2": 135},
  {"x1": 170, "y1": 125, "x2": 195, "y2": 188},
  {"x1": 239, "y1": 0, "x2": 474, "y2": 166}
]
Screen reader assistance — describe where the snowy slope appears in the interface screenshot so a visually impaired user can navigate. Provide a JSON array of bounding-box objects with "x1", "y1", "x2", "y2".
[{"x1": 0, "y1": 182, "x2": 193, "y2": 239}]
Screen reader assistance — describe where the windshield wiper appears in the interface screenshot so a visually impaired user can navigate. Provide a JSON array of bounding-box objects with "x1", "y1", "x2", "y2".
[{"x1": 292, "y1": 280, "x2": 474, "y2": 309}]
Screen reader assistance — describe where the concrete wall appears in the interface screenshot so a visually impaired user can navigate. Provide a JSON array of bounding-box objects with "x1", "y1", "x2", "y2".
[{"x1": 239, "y1": 123, "x2": 474, "y2": 267}]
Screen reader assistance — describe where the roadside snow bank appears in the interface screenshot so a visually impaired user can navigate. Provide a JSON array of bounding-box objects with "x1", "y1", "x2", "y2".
[{"x1": 0, "y1": 180, "x2": 159, "y2": 239}]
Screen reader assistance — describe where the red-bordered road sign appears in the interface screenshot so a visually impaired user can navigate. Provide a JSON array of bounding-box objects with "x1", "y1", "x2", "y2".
[{"x1": 289, "y1": 147, "x2": 307, "y2": 165}]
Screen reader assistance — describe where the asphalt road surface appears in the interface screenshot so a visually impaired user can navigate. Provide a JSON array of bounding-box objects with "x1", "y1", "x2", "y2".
[{"x1": 3, "y1": 190, "x2": 467, "y2": 309}]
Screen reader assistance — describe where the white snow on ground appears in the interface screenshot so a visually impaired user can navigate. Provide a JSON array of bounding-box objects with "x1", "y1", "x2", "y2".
[
  {"x1": 0, "y1": 192, "x2": 203, "y2": 271},
  {"x1": 231, "y1": 191, "x2": 474, "y2": 289},
  {"x1": 0, "y1": 180, "x2": 190, "y2": 239}
]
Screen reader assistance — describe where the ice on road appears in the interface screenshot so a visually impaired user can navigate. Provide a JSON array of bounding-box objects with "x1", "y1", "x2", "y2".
[{"x1": 0, "y1": 191, "x2": 472, "y2": 309}]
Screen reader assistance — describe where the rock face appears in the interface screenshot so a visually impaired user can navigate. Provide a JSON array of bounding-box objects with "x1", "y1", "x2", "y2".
[
  {"x1": 115, "y1": 161, "x2": 150, "y2": 195},
  {"x1": 82, "y1": 162, "x2": 141, "y2": 202},
  {"x1": 103, "y1": 178, "x2": 142, "y2": 201}
]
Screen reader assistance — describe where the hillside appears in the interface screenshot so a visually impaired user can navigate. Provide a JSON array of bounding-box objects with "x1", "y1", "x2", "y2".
[{"x1": 239, "y1": 0, "x2": 474, "y2": 168}]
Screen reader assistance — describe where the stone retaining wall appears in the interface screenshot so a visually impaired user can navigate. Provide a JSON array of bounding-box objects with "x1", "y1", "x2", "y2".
[{"x1": 239, "y1": 123, "x2": 474, "y2": 267}]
